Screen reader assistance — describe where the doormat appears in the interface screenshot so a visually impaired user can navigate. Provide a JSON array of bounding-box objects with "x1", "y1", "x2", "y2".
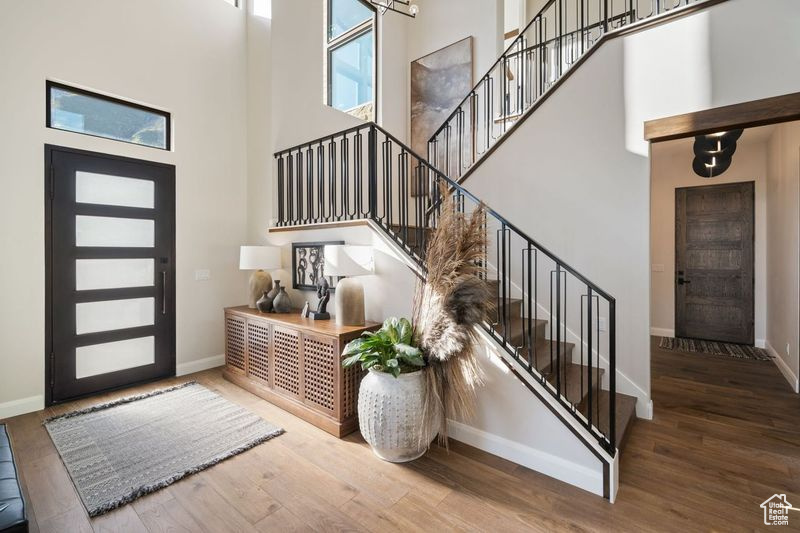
[
  {"x1": 44, "y1": 382, "x2": 284, "y2": 517},
  {"x1": 658, "y1": 337, "x2": 772, "y2": 361}
]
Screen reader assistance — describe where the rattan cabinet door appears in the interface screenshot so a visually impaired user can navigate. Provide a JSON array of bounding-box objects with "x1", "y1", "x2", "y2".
[
  {"x1": 301, "y1": 333, "x2": 337, "y2": 417},
  {"x1": 246, "y1": 319, "x2": 270, "y2": 386},
  {"x1": 272, "y1": 325, "x2": 302, "y2": 399},
  {"x1": 225, "y1": 313, "x2": 247, "y2": 375}
]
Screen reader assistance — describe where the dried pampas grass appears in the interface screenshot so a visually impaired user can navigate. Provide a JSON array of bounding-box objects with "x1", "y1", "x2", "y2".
[{"x1": 414, "y1": 186, "x2": 493, "y2": 446}]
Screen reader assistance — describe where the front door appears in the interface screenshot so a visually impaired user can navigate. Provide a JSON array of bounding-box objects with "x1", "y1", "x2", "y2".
[
  {"x1": 675, "y1": 181, "x2": 755, "y2": 345},
  {"x1": 45, "y1": 145, "x2": 176, "y2": 404}
]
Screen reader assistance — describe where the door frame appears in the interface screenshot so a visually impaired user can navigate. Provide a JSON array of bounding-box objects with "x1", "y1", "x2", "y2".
[
  {"x1": 44, "y1": 144, "x2": 177, "y2": 406},
  {"x1": 674, "y1": 181, "x2": 756, "y2": 344}
]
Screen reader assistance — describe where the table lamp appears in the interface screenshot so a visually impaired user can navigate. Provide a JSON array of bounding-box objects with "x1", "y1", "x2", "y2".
[
  {"x1": 324, "y1": 245, "x2": 374, "y2": 326},
  {"x1": 240, "y1": 246, "x2": 281, "y2": 308}
]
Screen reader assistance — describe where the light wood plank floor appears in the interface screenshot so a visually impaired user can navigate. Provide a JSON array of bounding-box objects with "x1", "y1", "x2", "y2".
[{"x1": 3, "y1": 339, "x2": 799, "y2": 532}]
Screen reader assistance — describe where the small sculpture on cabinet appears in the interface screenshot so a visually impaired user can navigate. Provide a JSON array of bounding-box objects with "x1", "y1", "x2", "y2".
[{"x1": 309, "y1": 277, "x2": 331, "y2": 320}]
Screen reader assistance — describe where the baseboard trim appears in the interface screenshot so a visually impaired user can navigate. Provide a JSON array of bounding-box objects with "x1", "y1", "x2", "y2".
[
  {"x1": 176, "y1": 354, "x2": 225, "y2": 377},
  {"x1": 0, "y1": 395, "x2": 45, "y2": 421},
  {"x1": 650, "y1": 327, "x2": 674, "y2": 338},
  {"x1": 766, "y1": 342, "x2": 799, "y2": 393},
  {"x1": 447, "y1": 419, "x2": 604, "y2": 497}
]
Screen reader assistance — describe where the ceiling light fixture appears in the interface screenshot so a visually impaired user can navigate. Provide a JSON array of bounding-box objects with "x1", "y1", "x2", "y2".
[
  {"x1": 369, "y1": 0, "x2": 419, "y2": 18},
  {"x1": 691, "y1": 129, "x2": 742, "y2": 178}
]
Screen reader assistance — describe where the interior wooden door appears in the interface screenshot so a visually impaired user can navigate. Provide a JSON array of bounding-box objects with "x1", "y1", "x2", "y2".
[
  {"x1": 45, "y1": 145, "x2": 176, "y2": 404},
  {"x1": 675, "y1": 181, "x2": 755, "y2": 345}
]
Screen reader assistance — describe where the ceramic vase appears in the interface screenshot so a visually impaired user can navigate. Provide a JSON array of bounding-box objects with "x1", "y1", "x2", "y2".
[
  {"x1": 272, "y1": 286, "x2": 292, "y2": 313},
  {"x1": 357, "y1": 369, "x2": 440, "y2": 462},
  {"x1": 256, "y1": 291, "x2": 274, "y2": 313}
]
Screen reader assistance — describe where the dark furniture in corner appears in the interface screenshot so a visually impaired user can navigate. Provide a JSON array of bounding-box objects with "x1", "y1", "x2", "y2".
[{"x1": 0, "y1": 425, "x2": 28, "y2": 533}]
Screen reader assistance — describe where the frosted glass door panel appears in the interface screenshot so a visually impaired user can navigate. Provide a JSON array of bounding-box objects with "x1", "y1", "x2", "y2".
[
  {"x1": 76, "y1": 336, "x2": 155, "y2": 379},
  {"x1": 76, "y1": 215, "x2": 154, "y2": 247},
  {"x1": 76, "y1": 297, "x2": 154, "y2": 334},
  {"x1": 76, "y1": 258, "x2": 155, "y2": 290},
  {"x1": 75, "y1": 171, "x2": 154, "y2": 209}
]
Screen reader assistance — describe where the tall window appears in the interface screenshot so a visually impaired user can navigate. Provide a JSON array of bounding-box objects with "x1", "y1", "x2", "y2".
[{"x1": 326, "y1": 0, "x2": 375, "y2": 121}]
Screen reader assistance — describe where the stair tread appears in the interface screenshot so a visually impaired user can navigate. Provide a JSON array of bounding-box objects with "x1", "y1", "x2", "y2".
[
  {"x1": 505, "y1": 316, "x2": 548, "y2": 344},
  {"x1": 577, "y1": 389, "x2": 637, "y2": 449},
  {"x1": 546, "y1": 362, "x2": 603, "y2": 406},
  {"x1": 515, "y1": 339, "x2": 575, "y2": 373}
]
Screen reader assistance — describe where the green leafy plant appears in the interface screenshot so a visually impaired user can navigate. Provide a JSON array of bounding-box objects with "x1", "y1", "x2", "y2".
[{"x1": 342, "y1": 317, "x2": 425, "y2": 377}]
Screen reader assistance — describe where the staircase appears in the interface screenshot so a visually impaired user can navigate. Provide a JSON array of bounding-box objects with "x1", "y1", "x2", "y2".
[
  {"x1": 268, "y1": 0, "x2": 730, "y2": 500},
  {"x1": 273, "y1": 123, "x2": 633, "y2": 492},
  {"x1": 427, "y1": 0, "x2": 714, "y2": 183}
]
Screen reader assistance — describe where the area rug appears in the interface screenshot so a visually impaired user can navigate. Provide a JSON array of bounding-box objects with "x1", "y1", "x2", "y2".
[
  {"x1": 658, "y1": 336, "x2": 772, "y2": 361},
  {"x1": 44, "y1": 381, "x2": 283, "y2": 517}
]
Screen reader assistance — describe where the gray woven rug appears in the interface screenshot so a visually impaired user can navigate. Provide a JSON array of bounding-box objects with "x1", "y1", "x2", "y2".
[
  {"x1": 44, "y1": 382, "x2": 283, "y2": 517},
  {"x1": 658, "y1": 337, "x2": 772, "y2": 361}
]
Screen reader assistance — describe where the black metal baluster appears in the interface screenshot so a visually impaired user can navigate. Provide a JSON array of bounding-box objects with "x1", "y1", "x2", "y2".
[
  {"x1": 368, "y1": 126, "x2": 377, "y2": 220},
  {"x1": 340, "y1": 135, "x2": 349, "y2": 220},
  {"x1": 328, "y1": 138, "x2": 337, "y2": 221},
  {"x1": 355, "y1": 131, "x2": 366, "y2": 218},
  {"x1": 483, "y1": 78, "x2": 490, "y2": 153},
  {"x1": 295, "y1": 149, "x2": 303, "y2": 223},
  {"x1": 287, "y1": 152, "x2": 294, "y2": 224},
  {"x1": 587, "y1": 286, "x2": 593, "y2": 429},
  {"x1": 609, "y1": 299, "x2": 616, "y2": 451},
  {"x1": 306, "y1": 147, "x2": 313, "y2": 223},
  {"x1": 383, "y1": 139, "x2": 393, "y2": 229},
  {"x1": 399, "y1": 149, "x2": 408, "y2": 245},
  {"x1": 556, "y1": 264, "x2": 562, "y2": 396},
  {"x1": 317, "y1": 141, "x2": 327, "y2": 222},
  {"x1": 471, "y1": 92, "x2": 478, "y2": 163},
  {"x1": 277, "y1": 155, "x2": 285, "y2": 225}
]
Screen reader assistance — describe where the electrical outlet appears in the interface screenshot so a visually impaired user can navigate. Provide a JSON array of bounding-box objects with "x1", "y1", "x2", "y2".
[
  {"x1": 599, "y1": 317, "x2": 607, "y2": 332},
  {"x1": 651, "y1": 264, "x2": 664, "y2": 272},
  {"x1": 195, "y1": 269, "x2": 211, "y2": 281},
  {"x1": 787, "y1": 343, "x2": 791, "y2": 356}
]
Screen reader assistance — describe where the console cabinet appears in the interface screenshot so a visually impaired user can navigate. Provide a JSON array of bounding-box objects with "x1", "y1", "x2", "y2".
[{"x1": 223, "y1": 306, "x2": 378, "y2": 437}]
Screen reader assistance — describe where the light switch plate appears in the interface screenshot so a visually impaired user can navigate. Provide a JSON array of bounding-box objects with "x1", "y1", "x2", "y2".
[
  {"x1": 599, "y1": 317, "x2": 607, "y2": 332},
  {"x1": 195, "y1": 269, "x2": 211, "y2": 281}
]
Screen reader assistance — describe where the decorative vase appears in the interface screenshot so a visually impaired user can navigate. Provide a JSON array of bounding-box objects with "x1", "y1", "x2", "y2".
[
  {"x1": 357, "y1": 369, "x2": 439, "y2": 463},
  {"x1": 266, "y1": 280, "x2": 281, "y2": 303},
  {"x1": 272, "y1": 286, "x2": 292, "y2": 313},
  {"x1": 256, "y1": 291, "x2": 274, "y2": 313}
]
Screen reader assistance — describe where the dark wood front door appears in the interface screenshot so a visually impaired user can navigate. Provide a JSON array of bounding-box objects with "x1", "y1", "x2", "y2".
[
  {"x1": 675, "y1": 182, "x2": 755, "y2": 345},
  {"x1": 45, "y1": 145, "x2": 176, "y2": 405}
]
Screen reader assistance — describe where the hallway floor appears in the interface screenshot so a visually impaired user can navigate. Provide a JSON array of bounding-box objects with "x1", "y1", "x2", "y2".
[{"x1": 2, "y1": 340, "x2": 799, "y2": 532}]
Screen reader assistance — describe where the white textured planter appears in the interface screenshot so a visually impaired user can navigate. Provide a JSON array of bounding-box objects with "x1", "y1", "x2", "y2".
[{"x1": 358, "y1": 369, "x2": 439, "y2": 462}]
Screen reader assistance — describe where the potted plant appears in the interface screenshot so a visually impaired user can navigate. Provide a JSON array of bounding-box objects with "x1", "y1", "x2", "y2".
[{"x1": 342, "y1": 317, "x2": 439, "y2": 462}]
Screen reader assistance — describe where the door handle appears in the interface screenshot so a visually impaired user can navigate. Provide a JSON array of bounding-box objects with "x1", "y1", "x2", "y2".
[
  {"x1": 161, "y1": 271, "x2": 167, "y2": 315},
  {"x1": 677, "y1": 277, "x2": 691, "y2": 285}
]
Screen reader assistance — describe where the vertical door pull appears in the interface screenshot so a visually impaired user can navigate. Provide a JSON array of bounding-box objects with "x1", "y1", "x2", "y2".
[{"x1": 161, "y1": 271, "x2": 167, "y2": 315}]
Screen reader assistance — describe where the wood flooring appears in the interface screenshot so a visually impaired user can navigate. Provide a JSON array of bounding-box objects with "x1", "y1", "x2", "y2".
[{"x1": 2, "y1": 338, "x2": 799, "y2": 532}]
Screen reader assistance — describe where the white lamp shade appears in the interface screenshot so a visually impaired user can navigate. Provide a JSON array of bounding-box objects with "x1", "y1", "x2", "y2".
[
  {"x1": 324, "y1": 245, "x2": 374, "y2": 277},
  {"x1": 239, "y1": 246, "x2": 281, "y2": 270}
]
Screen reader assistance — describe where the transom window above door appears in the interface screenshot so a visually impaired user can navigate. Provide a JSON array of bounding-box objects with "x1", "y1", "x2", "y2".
[{"x1": 326, "y1": 0, "x2": 376, "y2": 121}]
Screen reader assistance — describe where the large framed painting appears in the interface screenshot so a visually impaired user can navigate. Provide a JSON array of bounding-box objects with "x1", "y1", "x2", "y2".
[
  {"x1": 410, "y1": 36, "x2": 473, "y2": 194},
  {"x1": 292, "y1": 241, "x2": 345, "y2": 291}
]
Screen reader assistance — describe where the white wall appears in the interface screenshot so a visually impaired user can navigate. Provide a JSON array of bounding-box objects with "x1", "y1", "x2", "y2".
[
  {"x1": 408, "y1": 0, "x2": 503, "y2": 86},
  {"x1": 650, "y1": 132, "x2": 770, "y2": 345},
  {"x1": 0, "y1": 0, "x2": 249, "y2": 417},
  {"x1": 462, "y1": 0, "x2": 800, "y2": 412},
  {"x1": 766, "y1": 122, "x2": 800, "y2": 392}
]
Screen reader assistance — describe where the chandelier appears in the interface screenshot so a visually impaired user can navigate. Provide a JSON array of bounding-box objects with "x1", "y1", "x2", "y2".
[{"x1": 369, "y1": 0, "x2": 419, "y2": 18}]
